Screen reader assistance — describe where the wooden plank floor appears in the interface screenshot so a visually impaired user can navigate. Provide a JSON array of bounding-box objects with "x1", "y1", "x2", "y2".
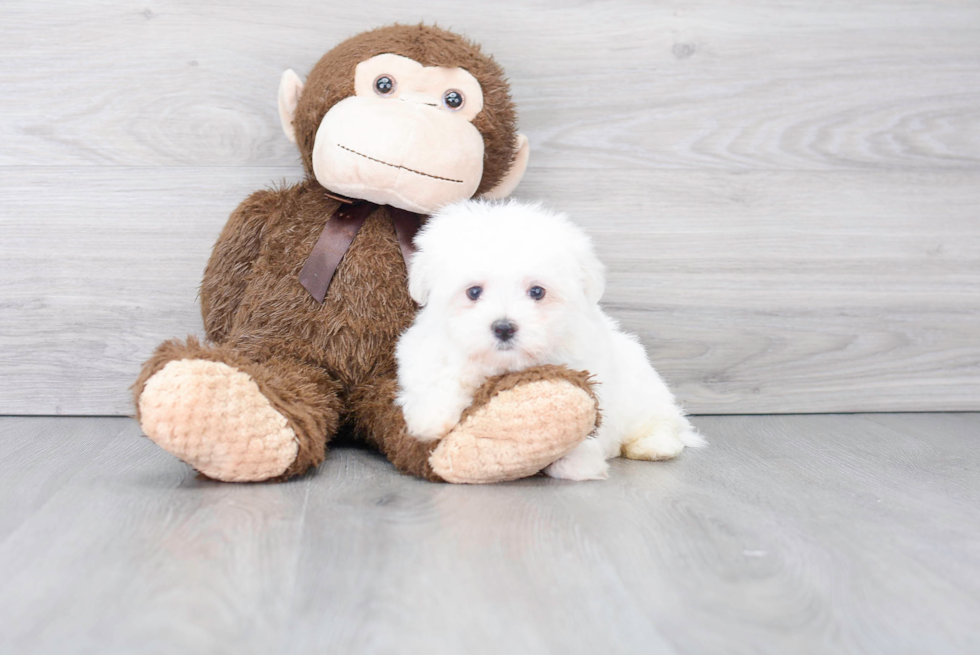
[{"x1": 1, "y1": 414, "x2": 977, "y2": 654}]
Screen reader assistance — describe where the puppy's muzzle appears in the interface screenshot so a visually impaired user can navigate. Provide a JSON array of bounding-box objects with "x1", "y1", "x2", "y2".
[{"x1": 491, "y1": 319, "x2": 517, "y2": 343}]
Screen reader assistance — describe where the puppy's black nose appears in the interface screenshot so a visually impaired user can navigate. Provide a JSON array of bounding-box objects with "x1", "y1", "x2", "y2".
[{"x1": 492, "y1": 319, "x2": 517, "y2": 342}]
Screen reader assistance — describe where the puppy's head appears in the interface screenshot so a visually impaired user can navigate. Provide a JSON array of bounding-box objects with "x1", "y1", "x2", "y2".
[{"x1": 409, "y1": 200, "x2": 605, "y2": 368}]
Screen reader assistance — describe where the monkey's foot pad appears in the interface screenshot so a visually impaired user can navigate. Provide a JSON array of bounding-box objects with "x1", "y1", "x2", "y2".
[
  {"x1": 138, "y1": 359, "x2": 299, "y2": 482},
  {"x1": 429, "y1": 377, "x2": 598, "y2": 484}
]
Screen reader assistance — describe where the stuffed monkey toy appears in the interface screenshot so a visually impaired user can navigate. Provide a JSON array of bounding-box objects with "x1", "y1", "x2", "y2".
[{"x1": 134, "y1": 24, "x2": 598, "y2": 483}]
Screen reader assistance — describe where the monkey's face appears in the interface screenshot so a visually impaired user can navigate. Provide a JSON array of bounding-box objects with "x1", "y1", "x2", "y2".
[
  {"x1": 309, "y1": 54, "x2": 486, "y2": 213},
  {"x1": 280, "y1": 27, "x2": 531, "y2": 215}
]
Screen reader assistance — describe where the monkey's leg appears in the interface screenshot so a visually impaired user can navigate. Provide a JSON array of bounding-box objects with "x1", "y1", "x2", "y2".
[
  {"x1": 134, "y1": 337, "x2": 342, "y2": 482},
  {"x1": 351, "y1": 366, "x2": 598, "y2": 483}
]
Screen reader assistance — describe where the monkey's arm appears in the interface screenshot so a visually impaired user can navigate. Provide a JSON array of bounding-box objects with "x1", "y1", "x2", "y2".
[{"x1": 200, "y1": 189, "x2": 279, "y2": 343}]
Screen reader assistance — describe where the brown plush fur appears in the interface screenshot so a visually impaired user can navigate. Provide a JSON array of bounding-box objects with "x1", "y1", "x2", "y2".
[
  {"x1": 142, "y1": 183, "x2": 423, "y2": 476},
  {"x1": 293, "y1": 24, "x2": 519, "y2": 196},
  {"x1": 133, "y1": 334, "x2": 343, "y2": 478},
  {"x1": 134, "y1": 25, "x2": 593, "y2": 481}
]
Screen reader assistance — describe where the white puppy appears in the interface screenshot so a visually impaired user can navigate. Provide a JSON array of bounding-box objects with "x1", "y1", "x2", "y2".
[{"x1": 396, "y1": 200, "x2": 704, "y2": 480}]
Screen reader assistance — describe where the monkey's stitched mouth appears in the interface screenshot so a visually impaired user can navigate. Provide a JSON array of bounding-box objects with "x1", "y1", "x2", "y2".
[{"x1": 336, "y1": 144, "x2": 464, "y2": 184}]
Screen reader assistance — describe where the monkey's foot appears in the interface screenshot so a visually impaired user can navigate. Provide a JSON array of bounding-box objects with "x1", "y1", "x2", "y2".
[
  {"x1": 138, "y1": 359, "x2": 299, "y2": 482},
  {"x1": 428, "y1": 366, "x2": 598, "y2": 484}
]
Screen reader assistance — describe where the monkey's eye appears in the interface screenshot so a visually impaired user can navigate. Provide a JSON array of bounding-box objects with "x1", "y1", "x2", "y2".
[
  {"x1": 443, "y1": 89, "x2": 464, "y2": 110},
  {"x1": 466, "y1": 286, "x2": 483, "y2": 301},
  {"x1": 374, "y1": 75, "x2": 396, "y2": 96},
  {"x1": 528, "y1": 286, "x2": 546, "y2": 301}
]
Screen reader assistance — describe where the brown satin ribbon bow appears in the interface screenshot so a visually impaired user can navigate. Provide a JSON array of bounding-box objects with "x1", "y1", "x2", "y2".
[{"x1": 298, "y1": 197, "x2": 423, "y2": 304}]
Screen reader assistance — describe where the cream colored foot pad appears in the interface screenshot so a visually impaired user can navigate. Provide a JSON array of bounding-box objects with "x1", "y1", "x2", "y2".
[
  {"x1": 139, "y1": 359, "x2": 298, "y2": 482},
  {"x1": 430, "y1": 379, "x2": 596, "y2": 484}
]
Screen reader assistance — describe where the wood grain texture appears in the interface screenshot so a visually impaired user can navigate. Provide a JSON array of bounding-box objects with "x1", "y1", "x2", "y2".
[
  {"x1": 1, "y1": 0, "x2": 979, "y2": 414},
  {"x1": 1, "y1": 414, "x2": 978, "y2": 654},
  {"x1": 2, "y1": 0, "x2": 978, "y2": 171},
  {"x1": 2, "y1": 166, "x2": 978, "y2": 414},
  {"x1": 0, "y1": 417, "x2": 315, "y2": 654}
]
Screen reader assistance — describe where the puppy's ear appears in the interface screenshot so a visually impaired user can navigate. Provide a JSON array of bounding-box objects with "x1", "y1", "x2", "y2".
[
  {"x1": 574, "y1": 233, "x2": 606, "y2": 304},
  {"x1": 407, "y1": 251, "x2": 434, "y2": 306}
]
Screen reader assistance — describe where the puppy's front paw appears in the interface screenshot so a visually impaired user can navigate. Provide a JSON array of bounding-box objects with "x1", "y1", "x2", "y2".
[
  {"x1": 544, "y1": 438, "x2": 609, "y2": 481},
  {"x1": 398, "y1": 391, "x2": 466, "y2": 442},
  {"x1": 402, "y1": 408, "x2": 458, "y2": 442}
]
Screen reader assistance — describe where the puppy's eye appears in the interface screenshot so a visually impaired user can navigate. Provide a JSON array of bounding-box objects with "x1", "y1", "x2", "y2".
[
  {"x1": 528, "y1": 286, "x2": 546, "y2": 301},
  {"x1": 443, "y1": 89, "x2": 464, "y2": 110},
  {"x1": 466, "y1": 286, "x2": 483, "y2": 301},
  {"x1": 374, "y1": 75, "x2": 396, "y2": 96}
]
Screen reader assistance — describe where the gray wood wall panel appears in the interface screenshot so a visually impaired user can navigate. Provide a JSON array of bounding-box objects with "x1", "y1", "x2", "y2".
[{"x1": 2, "y1": 0, "x2": 978, "y2": 414}]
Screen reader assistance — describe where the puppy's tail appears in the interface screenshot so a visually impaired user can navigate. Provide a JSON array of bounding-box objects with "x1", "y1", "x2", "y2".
[{"x1": 679, "y1": 416, "x2": 707, "y2": 448}]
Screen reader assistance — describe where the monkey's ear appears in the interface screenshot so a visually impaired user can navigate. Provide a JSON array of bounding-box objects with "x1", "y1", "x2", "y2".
[
  {"x1": 278, "y1": 69, "x2": 305, "y2": 143},
  {"x1": 481, "y1": 134, "x2": 530, "y2": 200}
]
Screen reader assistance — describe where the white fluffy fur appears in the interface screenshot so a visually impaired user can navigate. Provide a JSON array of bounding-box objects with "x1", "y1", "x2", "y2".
[{"x1": 396, "y1": 200, "x2": 705, "y2": 481}]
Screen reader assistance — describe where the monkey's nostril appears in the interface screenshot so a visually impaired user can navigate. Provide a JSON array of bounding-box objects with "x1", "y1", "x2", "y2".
[{"x1": 492, "y1": 319, "x2": 517, "y2": 342}]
